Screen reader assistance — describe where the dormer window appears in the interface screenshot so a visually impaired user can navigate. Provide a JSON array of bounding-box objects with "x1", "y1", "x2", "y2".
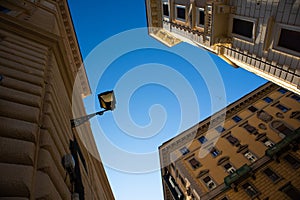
[
  {"x1": 162, "y1": 1, "x2": 169, "y2": 17},
  {"x1": 175, "y1": 5, "x2": 186, "y2": 21},
  {"x1": 196, "y1": 8, "x2": 205, "y2": 27}
]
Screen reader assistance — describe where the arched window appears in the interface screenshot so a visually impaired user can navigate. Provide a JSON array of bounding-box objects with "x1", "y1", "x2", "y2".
[{"x1": 270, "y1": 120, "x2": 294, "y2": 138}]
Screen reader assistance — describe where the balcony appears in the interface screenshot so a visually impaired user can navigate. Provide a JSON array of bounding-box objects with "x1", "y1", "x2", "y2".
[
  {"x1": 224, "y1": 164, "x2": 254, "y2": 191},
  {"x1": 163, "y1": 174, "x2": 185, "y2": 200},
  {"x1": 265, "y1": 128, "x2": 300, "y2": 160}
]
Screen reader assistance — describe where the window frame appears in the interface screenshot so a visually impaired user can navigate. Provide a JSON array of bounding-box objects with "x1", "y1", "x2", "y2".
[
  {"x1": 248, "y1": 106, "x2": 258, "y2": 113},
  {"x1": 244, "y1": 150, "x2": 257, "y2": 163},
  {"x1": 283, "y1": 154, "x2": 300, "y2": 169},
  {"x1": 198, "y1": 136, "x2": 208, "y2": 144},
  {"x1": 273, "y1": 23, "x2": 300, "y2": 57},
  {"x1": 180, "y1": 147, "x2": 190, "y2": 155},
  {"x1": 215, "y1": 125, "x2": 226, "y2": 133},
  {"x1": 196, "y1": 7, "x2": 205, "y2": 28},
  {"x1": 161, "y1": 0, "x2": 169, "y2": 20},
  {"x1": 223, "y1": 162, "x2": 236, "y2": 174},
  {"x1": 201, "y1": 175, "x2": 217, "y2": 190},
  {"x1": 175, "y1": 4, "x2": 186, "y2": 22},
  {"x1": 263, "y1": 96, "x2": 273, "y2": 103},
  {"x1": 278, "y1": 88, "x2": 288, "y2": 94},
  {"x1": 229, "y1": 15, "x2": 257, "y2": 43},
  {"x1": 290, "y1": 94, "x2": 300, "y2": 102},
  {"x1": 275, "y1": 103, "x2": 289, "y2": 113},
  {"x1": 189, "y1": 158, "x2": 202, "y2": 169},
  {"x1": 232, "y1": 115, "x2": 242, "y2": 123},
  {"x1": 262, "y1": 167, "x2": 281, "y2": 183},
  {"x1": 242, "y1": 182, "x2": 260, "y2": 198},
  {"x1": 210, "y1": 147, "x2": 221, "y2": 158}
]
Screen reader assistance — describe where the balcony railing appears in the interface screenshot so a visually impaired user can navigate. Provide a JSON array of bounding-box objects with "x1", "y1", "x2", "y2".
[
  {"x1": 265, "y1": 128, "x2": 300, "y2": 159},
  {"x1": 163, "y1": 174, "x2": 185, "y2": 200},
  {"x1": 224, "y1": 164, "x2": 254, "y2": 190}
]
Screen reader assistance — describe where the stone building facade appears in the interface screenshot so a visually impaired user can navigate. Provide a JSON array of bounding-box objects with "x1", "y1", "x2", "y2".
[
  {"x1": 0, "y1": 0, "x2": 114, "y2": 199},
  {"x1": 145, "y1": 0, "x2": 300, "y2": 94},
  {"x1": 159, "y1": 82, "x2": 300, "y2": 200}
]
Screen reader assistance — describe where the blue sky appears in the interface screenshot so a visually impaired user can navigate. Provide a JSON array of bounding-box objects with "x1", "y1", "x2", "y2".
[{"x1": 68, "y1": 1, "x2": 267, "y2": 199}]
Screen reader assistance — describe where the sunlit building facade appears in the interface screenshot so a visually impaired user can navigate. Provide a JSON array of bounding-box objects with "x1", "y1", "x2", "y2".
[
  {"x1": 159, "y1": 82, "x2": 300, "y2": 200},
  {"x1": 0, "y1": 0, "x2": 114, "y2": 199},
  {"x1": 145, "y1": 0, "x2": 300, "y2": 95}
]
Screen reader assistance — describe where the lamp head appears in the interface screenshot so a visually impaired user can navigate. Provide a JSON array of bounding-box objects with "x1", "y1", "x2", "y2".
[{"x1": 98, "y1": 90, "x2": 116, "y2": 111}]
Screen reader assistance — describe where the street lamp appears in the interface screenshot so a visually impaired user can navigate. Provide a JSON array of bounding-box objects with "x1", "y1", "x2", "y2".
[{"x1": 70, "y1": 90, "x2": 116, "y2": 128}]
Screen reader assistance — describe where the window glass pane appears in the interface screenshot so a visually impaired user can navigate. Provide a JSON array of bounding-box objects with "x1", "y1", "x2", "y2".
[
  {"x1": 276, "y1": 104, "x2": 289, "y2": 112},
  {"x1": 248, "y1": 106, "x2": 258, "y2": 112},
  {"x1": 244, "y1": 124, "x2": 257, "y2": 134},
  {"x1": 232, "y1": 18, "x2": 253, "y2": 38},
  {"x1": 276, "y1": 123, "x2": 293, "y2": 136},
  {"x1": 263, "y1": 168, "x2": 280, "y2": 182},
  {"x1": 163, "y1": 3, "x2": 169, "y2": 16},
  {"x1": 280, "y1": 183, "x2": 300, "y2": 200},
  {"x1": 226, "y1": 135, "x2": 239, "y2": 146},
  {"x1": 278, "y1": 88, "x2": 287, "y2": 94},
  {"x1": 242, "y1": 182, "x2": 259, "y2": 197},
  {"x1": 232, "y1": 116, "x2": 242, "y2": 123},
  {"x1": 278, "y1": 28, "x2": 300, "y2": 53},
  {"x1": 223, "y1": 163, "x2": 232, "y2": 170},
  {"x1": 176, "y1": 6, "x2": 185, "y2": 20},
  {"x1": 215, "y1": 126, "x2": 225, "y2": 133},
  {"x1": 199, "y1": 10, "x2": 205, "y2": 25},
  {"x1": 180, "y1": 147, "x2": 190, "y2": 155},
  {"x1": 0, "y1": 5, "x2": 11, "y2": 13},
  {"x1": 263, "y1": 97, "x2": 273, "y2": 103},
  {"x1": 203, "y1": 176, "x2": 211, "y2": 183},
  {"x1": 198, "y1": 136, "x2": 208, "y2": 144},
  {"x1": 283, "y1": 154, "x2": 300, "y2": 169},
  {"x1": 291, "y1": 94, "x2": 300, "y2": 102},
  {"x1": 189, "y1": 158, "x2": 201, "y2": 169},
  {"x1": 210, "y1": 147, "x2": 220, "y2": 157}
]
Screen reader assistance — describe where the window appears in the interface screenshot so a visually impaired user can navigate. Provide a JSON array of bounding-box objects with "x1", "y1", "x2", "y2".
[
  {"x1": 283, "y1": 154, "x2": 300, "y2": 169},
  {"x1": 244, "y1": 151, "x2": 257, "y2": 163},
  {"x1": 232, "y1": 18, "x2": 254, "y2": 39},
  {"x1": 226, "y1": 134, "x2": 239, "y2": 146},
  {"x1": 198, "y1": 136, "x2": 208, "y2": 144},
  {"x1": 243, "y1": 124, "x2": 258, "y2": 134},
  {"x1": 263, "y1": 97, "x2": 273, "y2": 103},
  {"x1": 223, "y1": 163, "x2": 236, "y2": 174},
  {"x1": 261, "y1": 137, "x2": 274, "y2": 148},
  {"x1": 278, "y1": 28, "x2": 300, "y2": 53},
  {"x1": 257, "y1": 110, "x2": 273, "y2": 123},
  {"x1": 210, "y1": 147, "x2": 221, "y2": 158},
  {"x1": 278, "y1": 88, "x2": 288, "y2": 94},
  {"x1": 279, "y1": 182, "x2": 300, "y2": 200},
  {"x1": 248, "y1": 106, "x2": 258, "y2": 113},
  {"x1": 242, "y1": 182, "x2": 259, "y2": 198},
  {"x1": 215, "y1": 126, "x2": 225, "y2": 133},
  {"x1": 290, "y1": 111, "x2": 300, "y2": 121},
  {"x1": 270, "y1": 120, "x2": 294, "y2": 138},
  {"x1": 276, "y1": 104, "x2": 289, "y2": 113},
  {"x1": 180, "y1": 147, "x2": 190, "y2": 155},
  {"x1": 202, "y1": 175, "x2": 216, "y2": 190},
  {"x1": 175, "y1": 5, "x2": 186, "y2": 21},
  {"x1": 291, "y1": 94, "x2": 300, "y2": 102},
  {"x1": 263, "y1": 168, "x2": 280, "y2": 182},
  {"x1": 189, "y1": 158, "x2": 201, "y2": 169},
  {"x1": 232, "y1": 115, "x2": 242, "y2": 123},
  {"x1": 162, "y1": 2, "x2": 169, "y2": 17},
  {"x1": 258, "y1": 123, "x2": 267, "y2": 130},
  {"x1": 196, "y1": 8, "x2": 205, "y2": 27},
  {"x1": 0, "y1": 6, "x2": 11, "y2": 14}
]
